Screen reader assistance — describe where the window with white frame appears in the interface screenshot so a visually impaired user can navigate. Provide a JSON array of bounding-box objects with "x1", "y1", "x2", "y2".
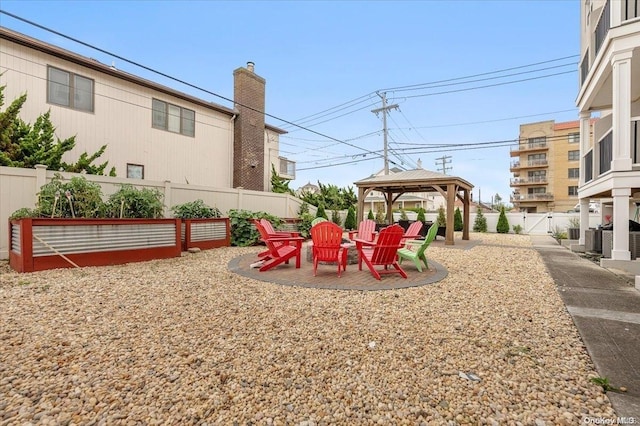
[
  {"x1": 568, "y1": 168, "x2": 579, "y2": 179},
  {"x1": 568, "y1": 150, "x2": 580, "y2": 161},
  {"x1": 568, "y1": 132, "x2": 580, "y2": 144},
  {"x1": 47, "y1": 66, "x2": 94, "y2": 112},
  {"x1": 152, "y1": 99, "x2": 195, "y2": 137}
]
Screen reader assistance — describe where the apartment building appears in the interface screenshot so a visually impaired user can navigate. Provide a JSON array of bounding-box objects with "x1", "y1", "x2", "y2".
[
  {"x1": 576, "y1": 0, "x2": 640, "y2": 271},
  {"x1": 510, "y1": 120, "x2": 595, "y2": 213},
  {"x1": 0, "y1": 27, "x2": 292, "y2": 191}
]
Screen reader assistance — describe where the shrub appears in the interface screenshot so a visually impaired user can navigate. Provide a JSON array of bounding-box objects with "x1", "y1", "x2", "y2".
[
  {"x1": 496, "y1": 206, "x2": 510, "y2": 233},
  {"x1": 568, "y1": 216, "x2": 580, "y2": 228},
  {"x1": 171, "y1": 199, "x2": 221, "y2": 219},
  {"x1": 399, "y1": 209, "x2": 409, "y2": 221},
  {"x1": 454, "y1": 207, "x2": 463, "y2": 231},
  {"x1": 436, "y1": 205, "x2": 446, "y2": 227},
  {"x1": 104, "y1": 184, "x2": 164, "y2": 218},
  {"x1": 37, "y1": 174, "x2": 104, "y2": 218},
  {"x1": 367, "y1": 210, "x2": 375, "y2": 220},
  {"x1": 228, "y1": 209, "x2": 282, "y2": 247},
  {"x1": 9, "y1": 207, "x2": 41, "y2": 220},
  {"x1": 375, "y1": 206, "x2": 385, "y2": 224},
  {"x1": 551, "y1": 225, "x2": 567, "y2": 241},
  {"x1": 344, "y1": 205, "x2": 356, "y2": 230},
  {"x1": 296, "y1": 212, "x2": 314, "y2": 239},
  {"x1": 416, "y1": 207, "x2": 426, "y2": 223},
  {"x1": 316, "y1": 203, "x2": 328, "y2": 220},
  {"x1": 331, "y1": 209, "x2": 342, "y2": 226},
  {"x1": 512, "y1": 224, "x2": 523, "y2": 234},
  {"x1": 473, "y1": 208, "x2": 488, "y2": 232}
]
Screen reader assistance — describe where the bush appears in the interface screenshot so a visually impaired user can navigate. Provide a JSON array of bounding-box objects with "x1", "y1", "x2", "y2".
[
  {"x1": 367, "y1": 210, "x2": 375, "y2": 220},
  {"x1": 496, "y1": 206, "x2": 510, "y2": 233},
  {"x1": 512, "y1": 224, "x2": 523, "y2": 234},
  {"x1": 104, "y1": 184, "x2": 164, "y2": 218},
  {"x1": 399, "y1": 209, "x2": 409, "y2": 221},
  {"x1": 171, "y1": 199, "x2": 221, "y2": 219},
  {"x1": 436, "y1": 205, "x2": 446, "y2": 227},
  {"x1": 375, "y1": 206, "x2": 385, "y2": 224},
  {"x1": 551, "y1": 225, "x2": 567, "y2": 241},
  {"x1": 344, "y1": 205, "x2": 356, "y2": 230},
  {"x1": 473, "y1": 208, "x2": 488, "y2": 232},
  {"x1": 228, "y1": 209, "x2": 281, "y2": 247},
  {"x1": 316, "y1": 204, "x2": 328, "y2": 220},
  {"x1": 331, "y1": 209, "x2": 342, "y2": 226},
  {"x1": 454, "y1": 207, "x2": 463, "y2": 231},
  {"x1": 9, "y1": 207, "x2": 41, "y2": 220},
  {"x1": 416, "y1": 207, "x2": 426, "y2": 223}
]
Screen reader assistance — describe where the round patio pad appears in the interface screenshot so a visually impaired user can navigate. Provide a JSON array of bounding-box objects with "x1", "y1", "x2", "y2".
[{"x1": 228, "y1": 250, "x2": 448, "y2": 291}]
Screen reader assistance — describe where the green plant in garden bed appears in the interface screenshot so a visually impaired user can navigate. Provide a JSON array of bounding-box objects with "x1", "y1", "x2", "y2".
[
  {"x1": 104, "y1": 184, "x2": 164, "y2": 219},
  {"x1": 171, "y1": 199, "x2": 221, "y2": 219},
  {"x1": 36, "y1": 174, "x2": 105, "y2": 218}
]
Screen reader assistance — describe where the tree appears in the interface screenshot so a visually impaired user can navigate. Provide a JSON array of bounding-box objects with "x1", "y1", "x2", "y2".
[
  {"x1": 493, "y1": 193, "x2": 503, "y2": 209},
  {"x1": 344, "y1": 205, "x2": 356, "y2": 230},
  {"x1": 454, "y1": 207, "x2": 463, "y2": 231},
  {"x1": 0, "y1": 84, "x2": 115, "y2": 175},
  {"x1": 436, "y1": 205, "x2": 446, "y2": 227},
  {"x1": 331, "y1": 209, "x2": 341, "y2": 226},
  {"x1": 473, "y1": 208, "x2": 488, "y2": 232},
  {"x1": 416, "y1": 207, "x2": 426, "y2": 223},
  {"x1": 270, "y1": 164, "x2": 294, "y2": 195},
  {"x1": 367, "y1": 209, "x2": 375, "y2": 220},
  {"x1": 496, "y1": 205, "x2": 510, "y2": 233},
  {"x1": 316, "y1": 203, "x2": 328, "y2": 220}
]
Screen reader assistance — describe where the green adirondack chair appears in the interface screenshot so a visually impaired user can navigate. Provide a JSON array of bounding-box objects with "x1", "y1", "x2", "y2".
[{"x1": 397, "y1": 221, "x2": 438, "y2": 272}]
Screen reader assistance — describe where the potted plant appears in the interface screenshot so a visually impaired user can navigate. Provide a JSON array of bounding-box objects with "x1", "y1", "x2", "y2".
[
  {"x1": 374, "y1": 206, "x2": 386, "y2": 232},
  {"x1": 171, "y1": 199, "x2": 229, "y2": 251},
  {"x1": 416, "y1": 207, "x2": 428, "y2": 237},
  {"x1": 567, "y1": 216, "x2": 580, "y2": 240}
]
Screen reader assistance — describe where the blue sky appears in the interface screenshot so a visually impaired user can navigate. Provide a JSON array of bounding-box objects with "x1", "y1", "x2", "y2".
[{"x1": 0, "y1": 0, "x2": 580, "y2": 205}]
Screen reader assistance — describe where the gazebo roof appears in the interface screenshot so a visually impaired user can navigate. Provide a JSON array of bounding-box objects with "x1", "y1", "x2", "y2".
[{"x1": 354, "y1": 169, "x2": 473, "y2": 192}]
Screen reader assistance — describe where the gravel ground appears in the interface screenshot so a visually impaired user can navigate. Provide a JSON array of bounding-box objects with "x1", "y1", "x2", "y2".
[{"x1": 0, "y1": 233, "x2": 617, "y2": 425}]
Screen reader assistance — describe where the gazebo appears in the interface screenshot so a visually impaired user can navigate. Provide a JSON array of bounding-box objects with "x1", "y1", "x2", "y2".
[{"x1": 354, "y1": 169, "x2": 474, "y2": 245}]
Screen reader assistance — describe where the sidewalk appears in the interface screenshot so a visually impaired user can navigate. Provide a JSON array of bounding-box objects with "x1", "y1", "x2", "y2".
[{"x1": 532, "y1": 235, "x2": 640, "y2": 418}]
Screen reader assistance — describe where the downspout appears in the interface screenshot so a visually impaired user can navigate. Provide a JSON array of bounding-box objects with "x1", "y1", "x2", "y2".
[{"x1": 229, "y1": 114, "x2": 237, "y2": 188}]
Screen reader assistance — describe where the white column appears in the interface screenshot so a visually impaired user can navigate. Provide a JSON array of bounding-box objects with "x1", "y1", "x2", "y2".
[
  {"x1": 611, "y1": 50, "x2": 633, "y2": 171},
  {"x1": 611, "y1": 187, "x2": 631, "y2": 260},
  {"x1": 579, "y1": 199, "x2": 589, "y2": 245}
]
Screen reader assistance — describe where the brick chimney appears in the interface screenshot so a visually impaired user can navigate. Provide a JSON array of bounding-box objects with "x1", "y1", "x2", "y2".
[{"x1": 233, "y1": 61, "x2": 266, "y2": 191}]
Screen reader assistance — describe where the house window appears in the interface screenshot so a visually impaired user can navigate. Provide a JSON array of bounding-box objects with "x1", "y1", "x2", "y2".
[
  {"x1": 47, "y1": 66, "x2": 94, "y2": 112},
  {"x1": 528, "y1": 187, "x2": 546, "y2": 194},
  {"x1": 568, "y1": 150, "x2": 580, "y2": 161},
  {"x1": 568, "y1": 132, "x2": 580, "y2": 144},
  {"x1": 127, "y1": 164, "x2": 144, "y2": 179},
  {"x1": 152, "y1": 99, "x2": 195, "y2": 137},
  {"x1": 568, "y1": 186, "x2": 578, "y2": 196},
  {"x1": 568, "y1": 168, "x2": 579, "y2": 179}
]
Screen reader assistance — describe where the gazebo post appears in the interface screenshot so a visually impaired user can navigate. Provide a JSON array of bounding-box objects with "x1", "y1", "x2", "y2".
[
  {"x1": 446, "y1": 183, "x2": 456, "y2": 245},
  {"x1": 463, "y1": 189, "x2": 470, "y2": 240},
  {"x1": 385, "y1": 191, "x2": 393, "y2": 224}
]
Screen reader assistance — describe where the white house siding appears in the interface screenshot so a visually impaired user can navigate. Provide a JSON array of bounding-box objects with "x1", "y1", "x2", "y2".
[{"x1": 1, "y1": 32, "x2": 235, "y2": 188}]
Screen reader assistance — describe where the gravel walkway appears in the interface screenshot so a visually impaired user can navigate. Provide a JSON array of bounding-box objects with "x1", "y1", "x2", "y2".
[{"x1": 0, "y1": 233, "x2": 616, "y2": 425}]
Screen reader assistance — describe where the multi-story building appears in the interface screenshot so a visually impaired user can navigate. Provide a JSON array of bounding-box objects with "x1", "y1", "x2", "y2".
[
  {"x1": 0, "y1": 26, "x2": 293, "y2": 191},
  {"x1": 510, "y1": 119, "x2": 595, "y2": 213},
  {"x1": 576, "y1": 0, "x2": 640, "y2": 272}
]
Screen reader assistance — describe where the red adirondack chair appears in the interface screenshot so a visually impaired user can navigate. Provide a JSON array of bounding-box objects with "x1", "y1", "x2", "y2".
[
  {"x1": 254, "y1": 218, "x2": 300, "y2": 259},
  {"x1": 253, "y1": 219, "x2": 303, "y2": 272},
  {"x1": 311, "y1": 221, "x2": 348, "y2": 277},
  {"x1": 355, "y1": 224, "x2": 407, "y2": 280},
  {"x1": 348, "y1": 219, "x2": 376, "y2": 242},
  {"x1": 401, "y1": 221, "x2": 424, "y2": 244}
]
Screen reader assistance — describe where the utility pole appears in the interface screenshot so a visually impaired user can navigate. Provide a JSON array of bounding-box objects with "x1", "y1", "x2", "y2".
[
  {"x1": 371, "y1": 92, "x2": 399, "y2": 175},
  {"x1": 435, "y1": 155, "x2": 452, "y2": 174}
]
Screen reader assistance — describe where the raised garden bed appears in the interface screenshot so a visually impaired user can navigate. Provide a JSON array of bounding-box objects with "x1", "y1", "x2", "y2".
[
  {"x1": 181, "y1": 218, "x2": 230, "y2": 251},
  {"x1": 9, "y1": 218, "x2": 182, "y2": 272}
]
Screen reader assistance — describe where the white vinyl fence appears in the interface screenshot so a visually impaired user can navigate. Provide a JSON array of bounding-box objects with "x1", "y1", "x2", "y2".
[{"x1": 0, "y1": 165, "x2": 307, "y2": 260}]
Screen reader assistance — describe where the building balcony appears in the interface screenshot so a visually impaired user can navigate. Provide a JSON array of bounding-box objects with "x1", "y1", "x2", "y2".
[
  {"x1": 509, "y1": 141, "x2": 548, "y2": 157},
  {"x1": 581, "y1": 0, "x2": 640, "y2": 87},
  {"x1": 510, "y1": 159, "x2": 548, "y2": 172},
  {"x1": 510, "y1": 192, "x2": 554, "y2": 202},
  {"x1": 510, "y1": 176, "x2": 548, "y2": 186},
  {"x1": 583, "y1": 120, "x2": 640, "y2": 184}
]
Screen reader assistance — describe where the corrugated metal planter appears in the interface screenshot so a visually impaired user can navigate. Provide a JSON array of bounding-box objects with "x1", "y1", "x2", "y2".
[
  {"x1": 9, "y1": 218, "x2": 182, "y2": 272},
  {"x1": 181, "y1": 218, "x2": 230, "y2": 251}
]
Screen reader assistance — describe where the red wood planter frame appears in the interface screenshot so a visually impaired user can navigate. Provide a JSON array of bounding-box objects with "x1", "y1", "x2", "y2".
[
  {"x1": 181, "y1": 218, "x2": 230, "y2": 251},
  {"x1": 9, "y1": 218, "x2": 182, "y2": 273}
]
